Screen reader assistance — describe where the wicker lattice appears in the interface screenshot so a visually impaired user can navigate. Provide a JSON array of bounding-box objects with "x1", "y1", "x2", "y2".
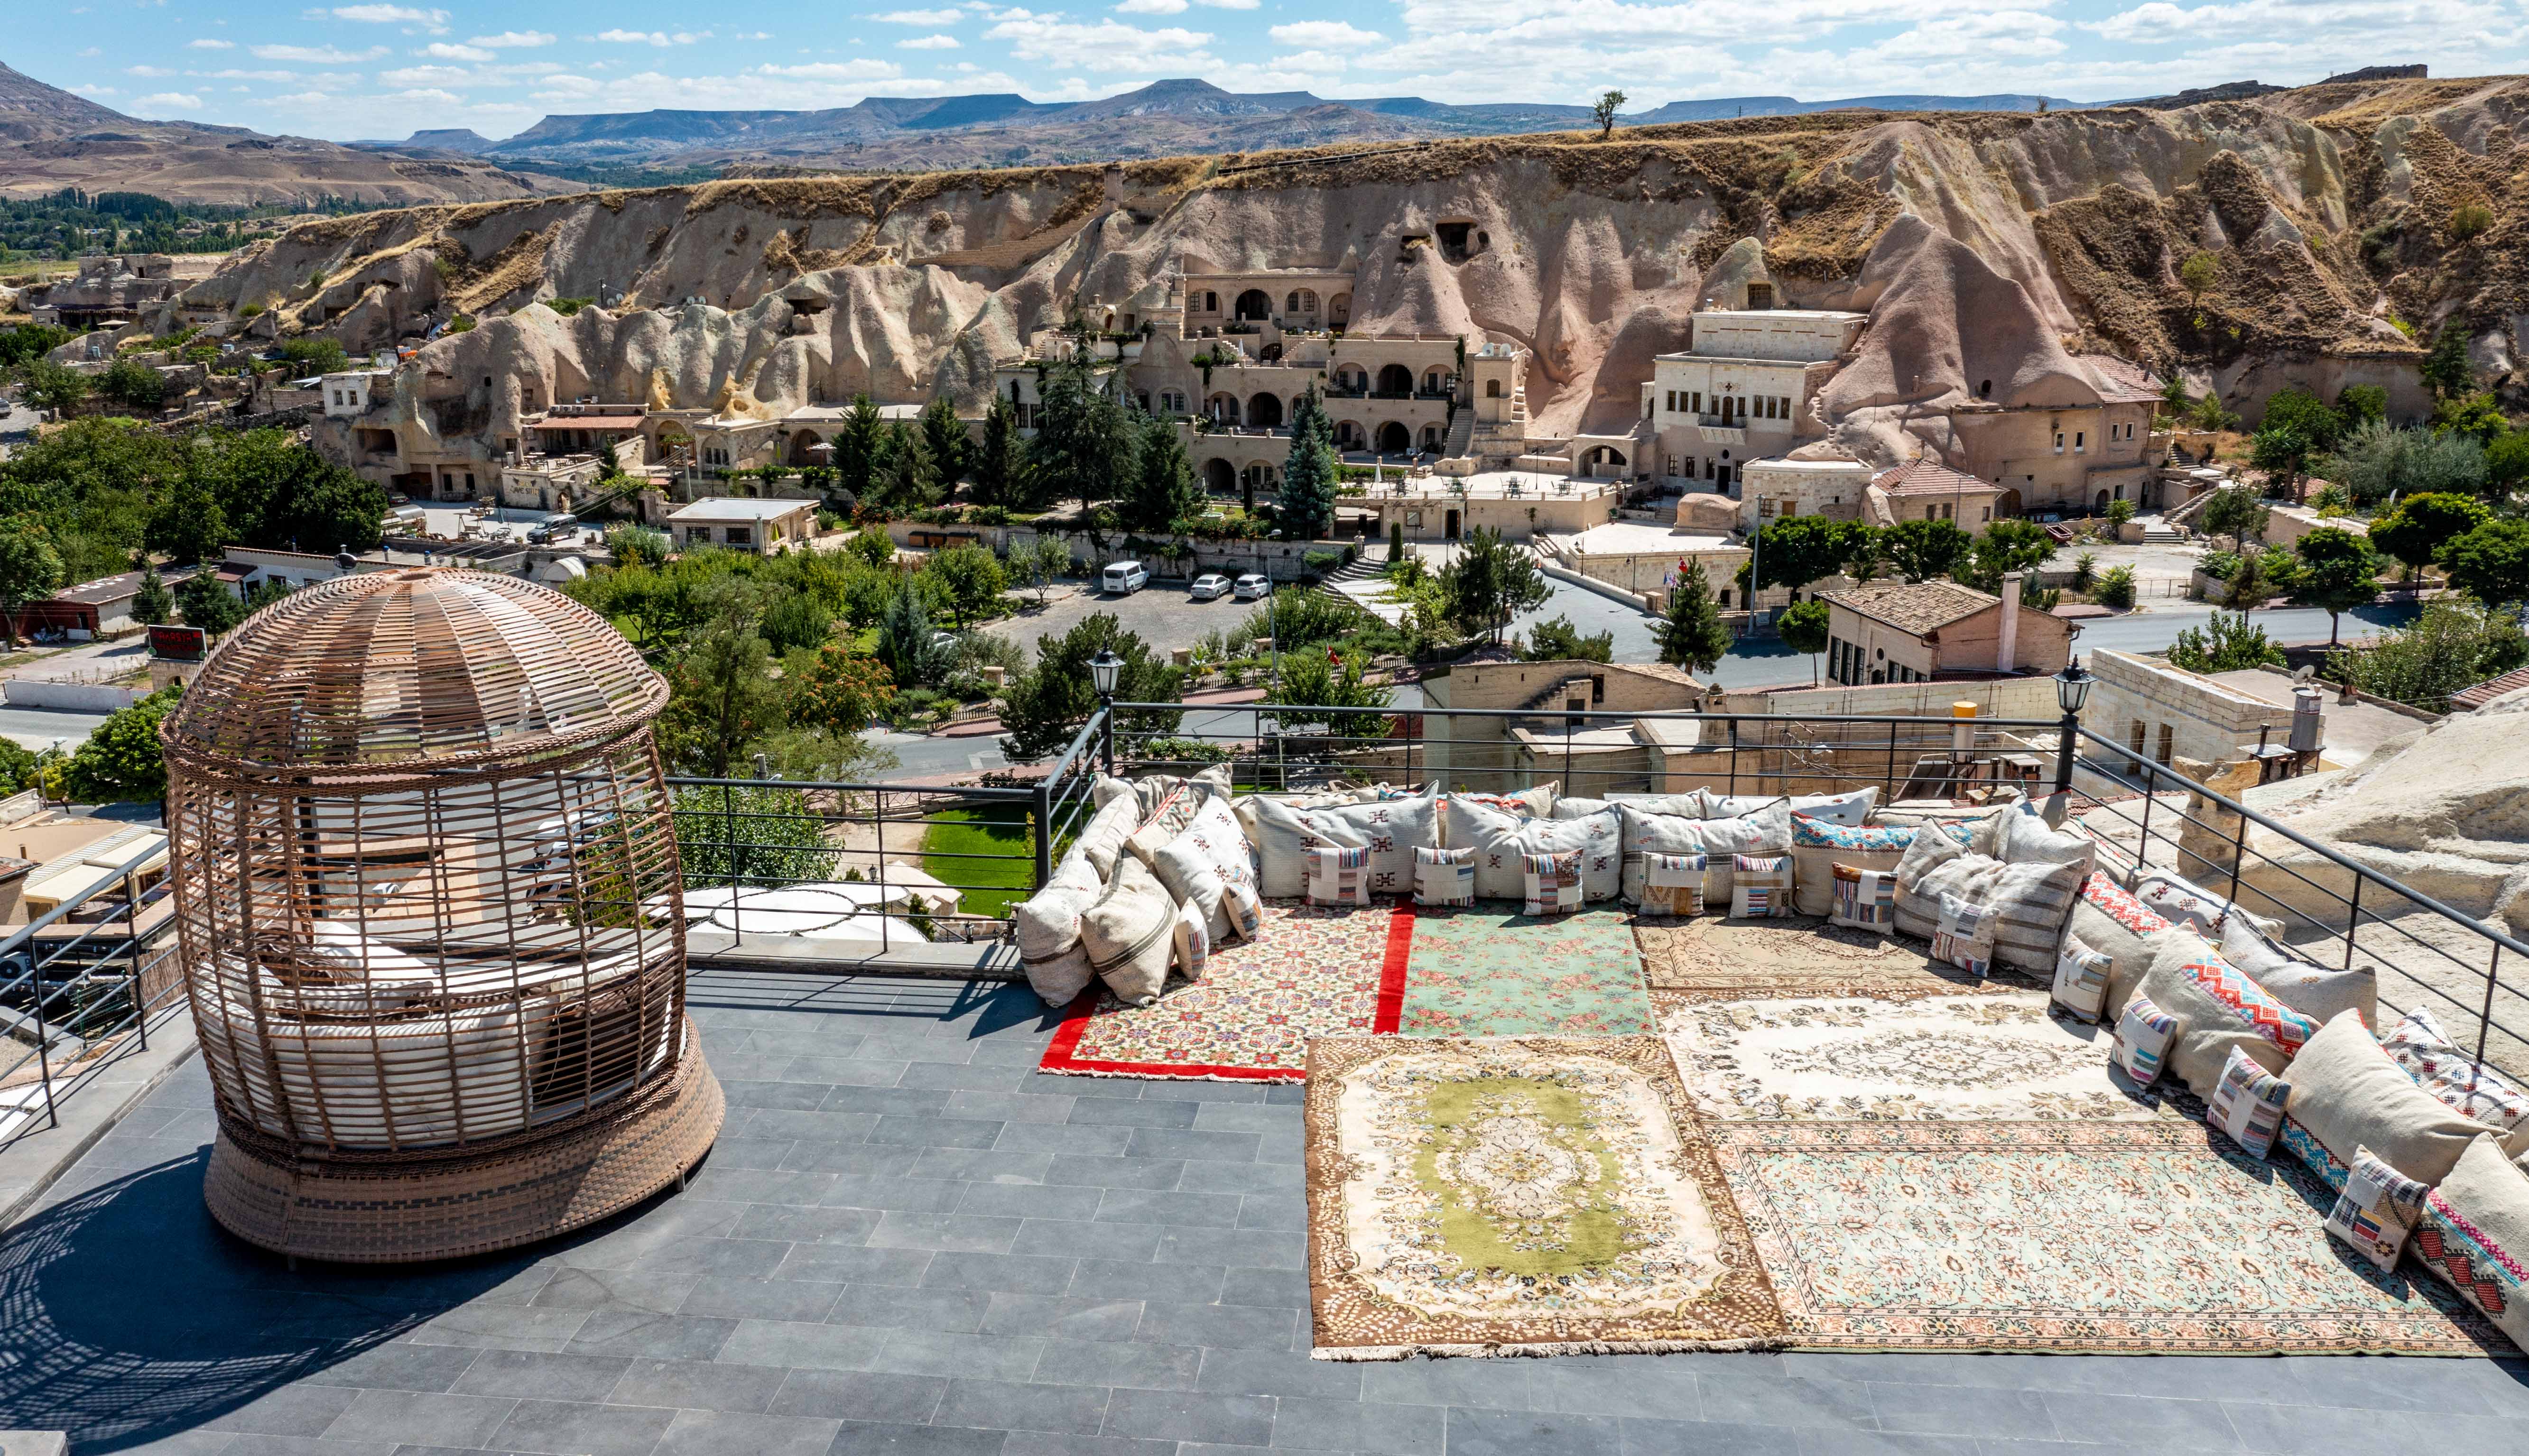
[{"x1": 163, "y1": 569, "x2": 722, "y2": 1262}]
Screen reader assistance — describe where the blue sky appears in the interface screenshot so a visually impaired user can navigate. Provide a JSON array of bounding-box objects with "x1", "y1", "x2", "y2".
[{"x1": 21, "y1": 0, "x2": 2511, "y2": 142}]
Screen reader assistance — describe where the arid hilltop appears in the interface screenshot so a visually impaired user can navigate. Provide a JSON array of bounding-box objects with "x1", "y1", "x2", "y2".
[{"x1": 193, "y1": 74, "x2": 2529, "y2": 469}]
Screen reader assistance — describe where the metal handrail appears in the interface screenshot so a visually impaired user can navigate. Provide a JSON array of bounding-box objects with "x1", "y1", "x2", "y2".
[{"x1": 0, "y1": 839, "x2": 180, "y2": 1146}]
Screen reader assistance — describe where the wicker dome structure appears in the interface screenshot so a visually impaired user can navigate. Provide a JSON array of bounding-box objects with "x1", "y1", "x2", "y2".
[{"x1": 163, "y1": 569, "x2": 723, "y2": 1263}]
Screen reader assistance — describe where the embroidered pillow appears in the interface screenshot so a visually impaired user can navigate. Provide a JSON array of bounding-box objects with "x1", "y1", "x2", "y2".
[
  {"x1": 2112, "y1": 991, "x2": 2180, "y2": 1087},
  {"x1": 2070, "y1": 869, "x2": 2177, "y2": 1023},
  {"x1": 1078, "y1": 857, "x2": 1177, "y2": 1007},
  {"x1": 1448, "y1": 795, "x2": 1620, "y2": 903},
  {"x1": 1522, "y1": 850, "x2": 1584, "y2": 917},
  {"x1": 1412, "y1": 844, "x2": 1476, "y2": 907},
  {"x1": 2284, "y1": 1011, "x2": 2529, "y2": 1190},
  {"x1": 2415, "y1": 1134, "x2": 2529, "y2": 1351},
  {"x1": 1829, "y1": 863, "x2": 1897, "y2": 934},
  {"x1": 2326, "y1": 1144, "x2": 2430, "y2": 1271},
  {"x1": 1933, "y1": 891, "x2": 1997, "y2": 977},
  {"x1": 1152, "y1": 796, "x2": 1260, "y2": 944},
  {"x1": 2221, "y1": 914, "x2": 2377, "y2": 1029},
  {"x1": 1012, "y1": 849, "x2": 1104, "y2": 1007},
  {"x1": 2083, "y1": 871, "x2": 2173, "y2": 936},
  {"x1": 2134, "y1": 871, "x2": 2284, "y2": 939},
  {"x1": 1788, "y1": 815, "x2": 1912, "y2": 916},
  {"x1": 2140, "y1": 929, "x2": 2318, "y2": 1097},
  {"x1": 1618, "y1": 801, "x2": 1792, "y2": 908},
  {"x1": 1306, "y1": 845, "x2": 1372, "y2": 907},
  {"x1": 1170, "y1": 898, "x2": 1212, "y2": 982},
  {"x1": 2382, "y1": 1007, "x2": 2529, "y2": 1133},
  {"x1": 1639, "y1": 851, "x2": 1708, "y2": 916},
  {"x1": 2050, "y1": 933, "x2": 2114, "y2": 1023},
  {"x1": 2208, "y1": 1044, "x2": 2290, "y2": 1159},
  {"x1": 1247, "y1": 784, "x2": 1437, "y2": 899},
  {"x1": 1698, "y1": 786, "x2": 1876, "y2": 825},
  {"x1": 1728, "y1": 853, "x2": 1794, "y2": 919}
]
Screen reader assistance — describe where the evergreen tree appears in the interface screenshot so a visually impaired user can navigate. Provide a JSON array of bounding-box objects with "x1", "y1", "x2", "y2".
[
  {"x1": 875, "y1": 578, "x2": 953, "y2": 688},
  {"x1": 973, "y1": 392, "x2": 1023, "y2": 507},
  {"x1": 1438, "y1": 526, "x2": 1550, "y2": 645},
  {"x1": 835, "y1": 393, "x2": 886, "y2": 502},
  {"x1": 1657, "y1": 564, "x2": 1730, "y2": 674},
  {"x1": 173, "y1": 570, "x2": 246, "y2": 636},
  {"x1": 1278, "y1": 387, "x2": 1340, "y2": 541},
  {"x1": 1027, "y1": 356, "x2": 1138, "y2": 510},
  {"x1": 2422, "y1": 321, "x2": 2475, "y2": 400},
  {"x1": 130, "y1": 565, "x2": 172, "y2": 627},
  {"x1": 875, "y1": 421, "x2": 939, "y2": 510},
  {"x1": 1122, "y1": 410, "x2": 1203, "y2": 530},
  {"x1": 919, "y1": 394, "x2": 970, "y2": 490}
]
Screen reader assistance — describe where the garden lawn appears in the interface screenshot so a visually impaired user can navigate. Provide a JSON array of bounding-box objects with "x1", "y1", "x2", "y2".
[{"x1": 921, "y1": 803, "x2": 1040, "y2": 921}]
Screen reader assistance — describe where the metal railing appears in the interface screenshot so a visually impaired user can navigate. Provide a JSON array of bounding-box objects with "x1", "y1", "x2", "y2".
[{"x1": 0, "y1": 841, "x2": 184, "y2": 1151}]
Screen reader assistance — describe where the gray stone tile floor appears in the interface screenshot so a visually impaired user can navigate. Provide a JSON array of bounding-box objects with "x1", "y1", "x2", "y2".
[{"x1": 9, "y1": 967, "x2": 2528, "y2": 1455}]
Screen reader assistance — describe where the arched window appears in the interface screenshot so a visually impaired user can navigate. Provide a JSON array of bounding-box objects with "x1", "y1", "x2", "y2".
[
  {"x1": 1486, "y1": 379, "x2": 1503, "y2": 398},
  {"x1": 1234, "y1": 289, "x2": 1272, "y2": 321},
  {"x1": 1423, "y1": 368, "x2": 1446, "y2": 394},
  {"x1": 1286, "y1": 289, "x2": 1317, "y2": 314}
]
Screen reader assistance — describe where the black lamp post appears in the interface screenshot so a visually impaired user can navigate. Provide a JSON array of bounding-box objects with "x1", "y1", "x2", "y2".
[
  {"x1": 1090, "y1": 648, "x2": 1123, "y2": 775},
  {"x1": 2053, "y1": 655, "x2": 2093, "y2": 795}
]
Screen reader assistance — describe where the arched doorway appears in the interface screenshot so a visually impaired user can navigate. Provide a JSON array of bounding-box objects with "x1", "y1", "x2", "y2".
[
  {"x1": 1582, "y1": 445, "x2": 1628, "y2": 478},
  {"x1": 1242, "y1": 461, "x2": 1278, "y2": 496},
  {"x1": 1203, "y1": 458, "x2": 1235, "y2": 494},
  {"x1": 2095, "y1": 489, "x2": 2111, "y2": 514},
  {"x1": 1421, "y1": 424, "x2": 1442, "y2": 450},
  {"x1": 1234, "y1": 289, "x2": 1272, "y2": 321},
  {"x1": 1334, "y1": 420, "x2": 1365, "y2": 450},
  {"x1": 788, "y1": 430, "x2": 824, "y2": 466},
  {"x1": 654, "y1": 422, "x2": 693, "y2": 471},
  {"x1": 1207, "y1": 393, "x2": 1241, "y2": 425},
  {"x1": 1248, "y1": 393, "x2": 1285, "y2": 429},
  {"x1": 1328, "y1": 293, "x2": 1351, "y2": 327},
  {"x1": 1445, "y1": 509, "x2": 1460, "y2": 540},
  {"x1": 1333, "y1": 365, "x2": 1367, "y2": 394},
  {"x1": 1422, "y1": 368, "x2": 1447, "y2": 395},
  {"x1": 1286, "y1": 288, "x2": 1317, "y2": 314},
  {"x1": 1486, "y1": 378, "x2": 1503, "y2": 398},
  {"x1": 1377, "y1": 421, "x2": 1410, "y2": 453},
  {"x1": 1376, "y1": 363, "x2": 1413, "y2": 396}
]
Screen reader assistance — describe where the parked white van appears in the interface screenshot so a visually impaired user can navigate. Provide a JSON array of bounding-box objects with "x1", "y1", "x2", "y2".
[{"x1": 1101, "y1": 560, "x2": 1149, "y2": 594}]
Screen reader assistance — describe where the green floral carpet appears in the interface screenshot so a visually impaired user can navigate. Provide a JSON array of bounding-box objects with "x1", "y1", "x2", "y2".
[{"x1": 1399, "y1": 905, "x2": 1657, "y2": 1037}]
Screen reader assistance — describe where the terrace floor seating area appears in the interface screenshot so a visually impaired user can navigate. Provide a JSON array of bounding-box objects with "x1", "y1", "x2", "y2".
[{"x1": 10, "y1": 965, "x2": 2529, "y2": 1456}]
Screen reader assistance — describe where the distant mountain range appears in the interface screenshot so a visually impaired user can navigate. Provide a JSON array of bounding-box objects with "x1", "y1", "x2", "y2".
[{"x1": 350, "y1": 78, "x2": 2084, "y2": 171}]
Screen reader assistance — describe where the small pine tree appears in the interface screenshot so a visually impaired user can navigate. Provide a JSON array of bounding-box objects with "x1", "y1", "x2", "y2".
[
  {"x1": 1658, "y1": 565, "x2": 1731, "y2": 674},
  {"x1": 2422, "y1": 321, "x2": 2474, "y2": 400},
  {"x1": 876, "y1": 422, "x2": 938, "y2": 510},
  {"x1": 875, "y1": 579, "x2": 952, "y2": 688},
  {"x1": 836, "y1": 393, "x2": 886, "y2": 501},
  {"x1": 973, "y1": 392, "x2": 1023, "y2": 507},
  {"x1": 130, "y1": 566, "x2": 173, "y2": 627},
  {"x1": 919, "y1": 394, "x2": 970, "y2": 489},
  {"x1": 1278, "y1": 387, "x2": 1340, "y2": 541},
  {"x1": 1123, "y1": 411, "x2": 1202, "y2": 531}
]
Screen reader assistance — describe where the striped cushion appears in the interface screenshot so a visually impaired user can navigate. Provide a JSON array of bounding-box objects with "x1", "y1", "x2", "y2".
[
  {"x1": 1306, "y1": 845, "x2": 1372, "y2": 907},
  {"x1": 1729, "y1": 854, "x2": 1794, "y2": 920},
  {"x1": 2208, "y1": 1044, "x2": 2289, "y2": 1159},
  {"x1": 1829, "y1": 864, "x2": 1896, "y2": 933},
  {"x1": 1523, "y1": 850, "x2": 1584, "y2": 917},
  {"x1": 2325, "y1": 1145, "x2": 2429, "y2": 1271},
  {"x1": 1412, "y1": 844, "x2": 1476, "y2": 908},
  {"x1": 1933, "y1": 892, "x2": 1997, "y2": 977},
  {"x1": 1640, "y1": 851, "x2": 1708, "y2": 916},
  {"x1": 2112, "y1": 992, "x2": 2180, "y2": 1086}
]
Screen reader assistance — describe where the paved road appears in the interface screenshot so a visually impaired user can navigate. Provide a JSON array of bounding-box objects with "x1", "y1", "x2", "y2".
[{"x1": 0, "y1": 705, "x2": 112, "y2": 754}]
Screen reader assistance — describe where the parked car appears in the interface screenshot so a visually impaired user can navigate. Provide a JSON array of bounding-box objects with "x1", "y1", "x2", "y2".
[
  {"x1": 1232, "y1": 572, "x2": 1271, "y2": 601},
  {"x1": 1189, "y1": 573, "x2": 1231, "y2": 600},
  {"x1": 1101, "y1": 560, "x2": 1149, "y2": 595}
]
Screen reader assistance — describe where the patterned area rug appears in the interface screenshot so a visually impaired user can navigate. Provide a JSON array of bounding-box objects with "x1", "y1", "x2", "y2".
[
  {"x1": 1658, "y1": 991, "x2": 2184, "y2": 1124},
  {"x1": 1304, "y1": 1035, "x2": 1786, "y2": 1359},
  {"x1": 1714, "y1": 1118, "x2": 2501, "y2": 1355},
  {"x1": 1401, "y1": 907, "x2": 1656, "y2": 1037},
  {"x1": 1039, "y1": 901, "x2": 1413, "y2": 1082},
  {"x1": 1634, "y1": 914, "x2": 2030, "y2": 1002}
]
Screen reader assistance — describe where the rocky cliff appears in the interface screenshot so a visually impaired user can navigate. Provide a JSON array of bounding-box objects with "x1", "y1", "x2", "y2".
[{"x1": 211, "y1": 75, "x2": 2529, "y2": 466}]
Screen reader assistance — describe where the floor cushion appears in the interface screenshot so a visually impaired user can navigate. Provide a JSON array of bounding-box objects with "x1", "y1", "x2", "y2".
[
  {"x1": 1413, "y1": 845, "x2": 1476, "y2": 907},
  {"x1": 1073, "y1": 795, "x2": 1142, "y2": 882},
  {"x1": 1932, "y1": 891, "x2": 1998, "y2": 977},
  {"x1": 1457, "y1": 785, "x2": 1556, "y2": 818},
  {"x1": 1250, "y1": 783, "x2": 1438, "y2": 899},
  {"x1": 2140, "y1": 927, "x2": 2317, "y2": 1096},
  {"x1": 1788, "y1": 816, "x2": 1913, "y2": 916},
  {"x1": 1829, "y1": 864, "x2": 1898, "y2": 935},
  {"x1": 1891, "y1": 827, "x2": 1995, "y2": 943},
  {"x1": 2112, "y1": 991, "x2": 2181, "y2": 1087},
  {"x1": 2051, "y1": 933, "x2": 2114, "y2": 1023},
  {"x1": 2415, "y1": 1134, "x2": 2529, "y2": 1349},
  {"x1": 1523, "y1": 850, "x2": 1585, "y2": 916},
  {"x1": 1729, "y1": 854, "x2": 1796, "y2": 919},
  {"x1": 1640, "y1": 851, "x2": 1709, "y2": 916},
  {"x1": 2207, "y1": 1043, "x2": 2291, "y2": 1159},
  {"x1": 1013, "y1": 846, "x2": 1104, "y2": 1006},
  {"x1": 1170, "y1": 899, "x2": 1212, "y2": 982},
  {"x1": 2134, "y1": 870, "x2": 2286, "y2": 940},
  {"x1": 2326, "y1": 1145, "x2": 2430, "y2": 1272},
  {"x1": 1448, "y1": 794, "x2": 1620, "y2": 902},
  {"x1": 2285, "y1": 1011, "x2": 2529, "y2": 1188},
  {"x1": 1697, "y1": 786, "x2": 1877, "y2": 825},
  {"x1": 1977, "y1": 857, "x2": 2088, "y2": 974},
  {"x1": 2070, "y1": 871, "x2": 2177, "y2": 1021},
  {"x1": 1121, "y1": 765, "x2": 1232, "y2": 871},
  {"x1": 2381, "y1": 1007, "x2": 2529, "y2": 1133},
  {"x1": 2220, "y1": 916, "x2": 2378, "y2": 1030},
  {"x1": 1080, "y1": 856, "x2": 1177, "y2": 1007},
  {"x1": 1306, "y1": 845, "x2": 1374, "y2": 907},
  {"x1": 1978, "y1": 803, "x2": 2098, "y2": 875},
  {"x1": 1618, "y1": 800, "x2": 1791, "y2": 906},
  {"x1": 1151, "y1": 796, "x2": 1261, "y2": 943}
]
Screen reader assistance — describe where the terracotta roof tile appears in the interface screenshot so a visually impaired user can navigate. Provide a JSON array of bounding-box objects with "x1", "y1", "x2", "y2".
[
  {"x1": 2451, "y1": 665, "x2": 2529, "y2": 711},
  {"x1": 1819, "y1": 581, "x2": 1999, "y2": 636},
  {"x1": 1871, "y1": 458, "x2": 2004, "y2": 498}
]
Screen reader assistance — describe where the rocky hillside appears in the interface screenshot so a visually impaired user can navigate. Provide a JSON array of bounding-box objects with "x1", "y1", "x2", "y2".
[
  {"x1": 0, "y1": 61, "x2": 585, "y2": 206},
  {"x1": 210, "y1": 74, "x2": 2529, "y2": 468}
]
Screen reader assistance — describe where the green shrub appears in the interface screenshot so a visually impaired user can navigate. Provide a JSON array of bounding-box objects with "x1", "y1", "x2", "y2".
[
  {"x1": 2452, "y1": 203, "x2": 2495, "y2": 241},
  {"x1": 2094, "y1": 565, "x2": 2137, "y2": 609}
]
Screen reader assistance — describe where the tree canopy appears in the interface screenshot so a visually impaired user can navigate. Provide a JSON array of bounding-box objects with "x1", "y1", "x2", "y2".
[
  {"x1": 1278, "y1": 387, "x2": 1340, "y2": 542},
  {"x1": 2439, "y1": 519, "x2": 2529, "y2": 609},
  {"x1": 1657, "y1": 565, "x2": 1730, "y2": 674},
  {"x1": 1882, "y1": 518, "x2": 1969, "y2": 583},
  {"x1": 994, "y1": 612, "x2": 1185, "y2": 760},
  {"x1": 1438, "y1": 527, "x2": 1550, "y2": 645},
  {"x1": 2368, "y1": 493, "x2": 2489, "y2": 577}
]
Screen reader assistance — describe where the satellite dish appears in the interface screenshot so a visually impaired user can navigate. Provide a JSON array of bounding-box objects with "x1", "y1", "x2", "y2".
[{"x1": 2293, "y1": 665, "x2": 2316, "y2": 683}]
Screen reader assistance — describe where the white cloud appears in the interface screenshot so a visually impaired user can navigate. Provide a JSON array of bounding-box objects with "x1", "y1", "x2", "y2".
[
  {"x1": 252, "y1": 44, "x2": 389, "y2": 62},
  {"x1": 733, "y1": 30, "x2": 775, "y2": 38},
  {"x1": 1195, "y1": 0, "x2": 1259, "y2": 8},
  {"x1": 593, "y1": 28, "x2": 713, "y2": 45},
  {"x1": 185, "y1": 38, "x2": 235, "y2": 49},
  {"x1": 263, "y1": 91, "x2": 336, "y2": 104},
  {"x1": 198, "y1": 69, "x2": 303, "y2": 81},
  {"x1": 468, "y1": 29, "x2": 554, "y2": 47},
  {"x1": 69, "y1": 83, "x2": 115, "y2": 96},
  {"x1": 378, "y1": 65, "x2": 475, "y2": 87},
  {"x1": 418, "y1": 42, "x2": 494, "y2": 61},
  {"x1": 984, "y1": 15, "x2": 1216, "y2": 71},
  {"x1": 127, "y1": 65, "x2": 176, "y2": 77},
  {"x1": 871, "y1": 7, "x2": 964, "y2": 20},
  {"x1": 1116, "y1": 0, "x2": 1188, "y2": 12},
  {"x1": 900, "y1": 33, "x2": 961, "y2": 47},
  {"x1": 389, "y1": 87, "x2": 462, "y2": 103},
  {"x1": 756, "y1": 59, "x2": 907, "y2": 80},
  {"x1": 324, "y1": 4, "x2": 449, "y2": 27},
  {"x1": 131, "y1": 92, "x2": 204, "y2": 111},
  {"x1": 1268, "y1": 19, "x2": 1382, "y2": 46}
]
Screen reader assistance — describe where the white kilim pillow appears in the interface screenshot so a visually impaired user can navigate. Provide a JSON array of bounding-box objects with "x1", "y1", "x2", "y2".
[
  {"x1": 2112, "y1": 991, "x2": 2181, "y2": 1087},
  {"x1": 1828, "y1": 863, "x2": 1896, "y2": 935},
  {"x1": 1639, "y1": 851, "x2": 1708, "y2": 917},
  {"x1": 2050, "y1": 933, "x2": 2114, "y2": 1024},
  {"x1": 2326, "y1": 1144, "x2": 2431, "y2": 1272},
  {"x1": 1933, "y1": 891, "x2": 1998, "y2": 978},
  {"x1": 2208, "y1": 1043, "x2": 2290, "y2": 1160},
  {"x1": 1305, "y1": 845, "x2": 1372, "y2": 908},
  {"x1": 1523, "y1": 850, "x2": 1584, "y2": 917},
  {"x1": 1413, "y1": 844, "x2": 1476, "y2": 908},
  {"x1": 1728, "y1": 854, "x2": 1794, "y2": 919},
  {"x1": 1170, "y1": 898, "x2": 1212, "y2": 982}
]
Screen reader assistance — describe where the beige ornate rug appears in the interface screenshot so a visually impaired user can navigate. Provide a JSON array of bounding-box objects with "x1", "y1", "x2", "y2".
[
  {"x1": 1633, "y1": 914, "x2": 2033, "y2": 1002},
  {"x1": 1303, "y1": 1035, "x2": 1785, "y2": 1360},
  {"x1": 1714, "y1": 1118, "x2": 2502, "y2": 1355},
  {"x1": 1657, "y1": 991, "x2": 2185, "y2": 1124}
]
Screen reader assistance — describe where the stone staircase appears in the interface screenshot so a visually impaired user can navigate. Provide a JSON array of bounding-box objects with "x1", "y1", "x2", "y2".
[
  {"x1": 1442, "y1": 408, "x2": 1474, "y2": 460},
  {"x1": 2136, "y1": 517, "x2": 2187, "y2": 545}
]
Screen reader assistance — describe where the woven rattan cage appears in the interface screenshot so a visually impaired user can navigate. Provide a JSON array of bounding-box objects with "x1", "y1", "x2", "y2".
[{"x1": 164, "y1": 568, "x2": 723, "y2": 1263}]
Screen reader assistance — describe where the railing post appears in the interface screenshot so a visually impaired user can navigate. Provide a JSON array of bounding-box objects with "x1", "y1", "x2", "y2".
[
  {"x1": 1097, "y1": 703, "x2": 1115, "y2": 778},
  {"x1": 123, "y1": 869, "x2": 147, "y2": 1052},
  {"x1": 2136, "y1": 763, "x2": 2155, "y2": 878},
  {"x1": 722, "y1": 783, "x2": 741, "y2": 945},
  {"x1": 1884, "y1": 721, "x2": 1898, "y2": 803},
  {"x1": 2343, "y1": 876, "x2": 2362, "y2": 973},
  {"x1": 2055, "y1": 712, "x2": 2078, "y2": 796},
  {"x1": 2477, "y1": 943, "x2": 2502, "y2": 1079},
  {"x1": 26, "y1": 952, "x2": 55, "y2": 1133},
  {"x1": 1032, "y1": 775, "x2": 1054, "y2": 891},
  {"x1": 2226, "y1": 807, "x2": 2248, "y2": 908},
  {"x1": 1727, "y1": 718, "x2": 1739, "y2": 798}
]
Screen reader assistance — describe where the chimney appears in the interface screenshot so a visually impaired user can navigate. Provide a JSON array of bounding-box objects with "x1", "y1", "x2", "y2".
[{"x1": 1998, "y1": 571, "x2": 2022, "y2": 671}]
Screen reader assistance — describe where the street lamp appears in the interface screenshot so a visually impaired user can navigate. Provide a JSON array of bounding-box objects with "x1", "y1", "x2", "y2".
[
  {"x1": 1090, "y1": 648, "x2": 1123, "y2": 774},
  {"x1": 2052, "y1": 656, "x2": 2093, "y2": 794}
]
